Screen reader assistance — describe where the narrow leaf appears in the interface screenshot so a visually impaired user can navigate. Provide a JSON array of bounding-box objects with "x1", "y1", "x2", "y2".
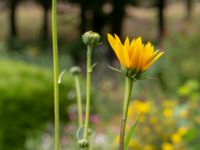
[
  {"x1": 91, "y1": 63, "x2": 97, "y2": 70},
  {"x1": 58, "y1": 70, "x2": 66, "y2": 84},
  {"x1": 107, "y1": 65, "x2": 122, "y2": 73},
  {"x1": 76, "y1": 125, "x2": 85, "y2": 141},
  {"x1": 124, "y1": 116, "x2": 140, "y2": 150},
  {"x1": 76, "y1": 126, "x2": 93, "y2": 141}
]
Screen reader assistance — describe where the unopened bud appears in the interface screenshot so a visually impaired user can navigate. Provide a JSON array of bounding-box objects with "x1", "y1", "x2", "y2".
[
  {"x1": 82, "y1": 31, "x2": 100, "y2": 46},
  {"x1": 70, "y1": 66, "x2": 81, "y2": 75}
]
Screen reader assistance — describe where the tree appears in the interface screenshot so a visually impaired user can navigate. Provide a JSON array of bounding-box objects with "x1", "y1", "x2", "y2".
[
  {"x1": 7, "y1": 0, "x2": 21, "y2": 38},
  {"x1": 186, "y1": 0, "x2": 193, "y2": 19},
  {"x1": 157, "y1": 0, "x2": 166, "y2": 41},
  {"x1": 110, "y1": 0, "x2": 126, "y2": 36},
  {"x1": 35, "y1": 0, "x2": 51, "y2": 41},
  {"x1": 76, "y1": 0, "x2": 106, "y2": 34}
]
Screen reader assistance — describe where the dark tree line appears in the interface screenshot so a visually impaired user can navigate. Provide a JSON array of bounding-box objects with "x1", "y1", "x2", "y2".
[
  {"x1": 8, "y1": 0, "x2": 19, "y2": 38},
  {"x1": 5, "y1": 0, "x2": 194, "y2": 44},
  {"x1": 6, "y1": 0, "x2": 51, "y2": 41}
]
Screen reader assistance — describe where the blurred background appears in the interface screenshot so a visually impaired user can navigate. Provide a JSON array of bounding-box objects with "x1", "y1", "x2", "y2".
[{"x1": 0, "y1": 0, "x2": 200, "y2": 149}]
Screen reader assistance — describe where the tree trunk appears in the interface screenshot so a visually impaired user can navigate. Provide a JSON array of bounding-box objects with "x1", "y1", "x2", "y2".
[
  {"x1": 10, "y1": 0, "x2": 18, "y2": 38},
  {"x1": 108, "y1": 0, "x2": 126, "y2": 61},
  {"x1": 93, "y1": 13, "x2": 104, "y2": 34},
  {"x1": 186, "y1": 0, "x2": 193, "y2": 19},
  {"x1": 111, "y1": 0, "x2": 125, "y2": 36},
  {"x1": 157, "y1": 0, "x2": 166, "y2": 42},
  {"x1": 42, "y1": 6, "x2": 49, "y2": 41},
  {"x1": 80, "y1": 1, "x2": 87, "y2": 34}
]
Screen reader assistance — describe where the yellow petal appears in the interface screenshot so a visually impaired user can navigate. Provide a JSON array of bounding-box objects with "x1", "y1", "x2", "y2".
[
  {"x1": 143, "y1": 51, "x2": 164, "y2": 70},
  {"x1": 107, "y1": 34, "x2": 126, "y2": 66},
  {"x1": 135, "y1": 37, "x2": 142, "y2": 45},
  {"x1": 124, "y1": 36, "x2": 130, "y2": 50},
  {"x1": 123, "y1": 37, "x2": 131, "y2": 67},
  {"x1": 114, "y1": 34, "x2": 131, "y2": 67},
  {"x1": 114, "y1": 34, "x2": 122, "y2": 45},
  {"x1": 141, "y1": 48, "x2": 156, "y2": 69},
  {"x1": 116, "y1": 41, "x2": 128, "y2": 67},
  {"x1": 131, "y1": 39, "x2": 144, "y2": 69},
  {"x1": 144, "y1": 42, "x2": 154, "y2": 55}
]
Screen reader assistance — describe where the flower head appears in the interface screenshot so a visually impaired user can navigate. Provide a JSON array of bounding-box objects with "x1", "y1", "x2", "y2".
[
  {"x1": 107, "y1": 34, "x2": 164, "y2": 74},
  {"x1": 70, "y1": 66, "x2": 81, "y2": 75},
  {"x1": 162, "y1": 143, "x2": 173, "y2": 150},
  {"x1": 82, "y1": 31, "x2": 100, "y2": 46}
]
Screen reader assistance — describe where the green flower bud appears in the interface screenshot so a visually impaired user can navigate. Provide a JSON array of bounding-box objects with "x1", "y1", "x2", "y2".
[
  {"x1": 82, "y1": 31, "x2": 100, "y2": 46},
  {"x1": 70, "y1": 66, "x2": 81, "y2": 75},
  {"x1": 78, "y1": 139, "x2": 89, "y2": 148}
]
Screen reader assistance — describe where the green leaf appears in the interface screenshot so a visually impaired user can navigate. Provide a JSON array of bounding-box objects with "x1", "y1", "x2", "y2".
[
  {"x1": 76, "y1": 125, "x2": 85, "y2": 141},
  {"x1": 91, "y1": 62, "x2": 97, "y2": 70},
  {"x1": 76, "y1": 125, "x2": 93, "y2": 141},
  {"x1": 124, "y1": 116, "x2": 140, "y2": 150},
  {"x1": 108, "y1": 65, "x2": 122, "y2": 73},
  {"x1": 135, "y1": 75, "x2": 157, "y2": 81},
  {"x1": 58, "y1": 70, "x2": 66, "y2": 84}
]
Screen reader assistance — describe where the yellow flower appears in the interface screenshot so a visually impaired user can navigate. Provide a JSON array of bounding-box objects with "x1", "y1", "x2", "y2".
[
  {"x1": 179, "y1": 109, "x2": 189, "y2": 118},
  {"x1": 162, "y1": 143, "x2": 174, "y2": 150},
  {"x1": 142, "y1": 126, "x2": 151, "y2": 134},
  {"x1": 129, "y1": 139, "x2": 136, "y2": 147},
  {"x1": 130, "y1": 100, "x2": 152, "y2": 114},
  {"x1": 128, "y1": 139, "x2": 141, "y2": 149},
  {"x1": 163, "y1": 108, "x2": 173, "y2": 117},
  {"x1": 144, "y1": 145, "x2": 154, "y2": 150},
  {"x1": 150, "y1": 116, "x2": 158, "y2": 125},
  {"x1": 178, "y1": 127, "x2": 188, "y2": 136},
  {"x1": 114, "y1": 135, "x2": 120, "y2": 144},
  {"x1": 162, "y1": 100, "x2": 176, "y2": 108},
  {"x1": 171, "y1": 133, "x2": 182, "y2": 144},
  {"x1": 107, "y1": 34, "x2": 164, "y2": 71}
]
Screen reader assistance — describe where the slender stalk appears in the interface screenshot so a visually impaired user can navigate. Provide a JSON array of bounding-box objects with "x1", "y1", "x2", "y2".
[
  {"x1": 75, "y1": 75, "x2": 83, "y2": 127},
  {"x1": 52, "y1": 0, "x2": 60, "y2": 149},
  {"x1": 119, "y1": 77, "x2": 133, "y2": 150},
  {"x1": 84, "y1": 45, "x2": 92, "y2": 140}
]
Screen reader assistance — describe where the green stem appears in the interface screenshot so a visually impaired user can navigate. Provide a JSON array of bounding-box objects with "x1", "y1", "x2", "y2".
[
  {"x1": 52, "y1": 0, "x2": 60, "y2": 149},
  {"x1": 84, "y1": 45, "x2": 92, "y2": 141},
  {"x1": 75, "y1": 75, "x2": 83, "y2": 127},
  {"x1": 119, "y1": 77, "x2": 133, "y2": 150}
]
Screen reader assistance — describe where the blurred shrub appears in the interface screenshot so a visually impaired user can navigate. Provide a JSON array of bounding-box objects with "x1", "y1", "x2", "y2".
[
  {"x1": 166, "y1": 32, "x2": 200, "y2": 78},
  {"x1": 0, "y1": 59, "x2": 75, "y2": 150},
  {"x1": 158, "y1": 31, "x2": 200, "y2": 94}
]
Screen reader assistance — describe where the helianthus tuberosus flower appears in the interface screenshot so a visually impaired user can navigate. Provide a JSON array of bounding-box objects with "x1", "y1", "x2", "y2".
[
  {"x1": 107, "y1": 34, "x2": 164, "y2": 150},
  {"x1": 107, "y1": 34, "x2": 164, "y2": 78}
]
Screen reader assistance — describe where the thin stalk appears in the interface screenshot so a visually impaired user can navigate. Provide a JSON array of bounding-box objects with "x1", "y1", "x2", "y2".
[
  {"x1": 75, "y1": 75, "x2": 83, "y2": 127},
  {"x1": 119, "y1": 77, "x2": 133, "y2": 150},
  {"x1": 52, "y1": 0, "x2": 60, "y2": 149},
  {"x1": 84, "y1": 45, "x2": 92, "y2": 140}
]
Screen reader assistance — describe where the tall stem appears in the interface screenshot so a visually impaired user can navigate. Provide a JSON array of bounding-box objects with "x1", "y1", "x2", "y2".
[
  {"x1": 84, "y1": 45, "x2": 92, "y2": 140},
  {"x1": 119, "y1": 77, "x2": 133, "y2": 150},
  {"x1": 75, "y1": 75, "x2": 83, "y2": 127},
  {"x1": 52, "y1": 0, "x2": 60, "y2": 149}
]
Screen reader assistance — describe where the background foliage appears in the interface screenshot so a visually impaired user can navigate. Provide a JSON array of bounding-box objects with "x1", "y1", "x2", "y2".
[
  {"x1": 0, "y1": 0, "x2": 200, "y2": 149},
  {"x1": 0, "y1": 59, "x2": 75, "y2": 150}
]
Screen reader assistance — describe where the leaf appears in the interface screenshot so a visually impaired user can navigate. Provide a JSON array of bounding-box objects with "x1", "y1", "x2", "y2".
[
  {"x1": 76, "y1": 125, "x2": 85, "y2": 141},
  {"x1": 76, "y1": 125, "x2": 93, "y2": 141},
  {"x1": 124, "y1": 116, "x2": 140, "y2": 150},
  {"x1": 91, "y1": 63, "x2": 97, "y2": 70},
  {"x1": 107, "y1": 65, "x2": 122, "y2": 73},
  {"x1": 135, "y1": 75, "x2": 157, "y2": 82},
  {"x1": 58, "y1": 70, "x2": 66, "y2": 84}
]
